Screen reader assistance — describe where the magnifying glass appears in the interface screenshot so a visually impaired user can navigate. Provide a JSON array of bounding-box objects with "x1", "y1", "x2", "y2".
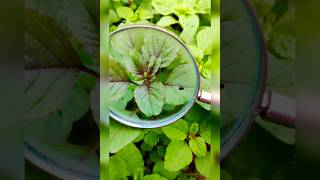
[
  {"x1": 108, "y1": 25, "x2": 219, "y2": 128},
  {"x1": 220, "y1": 0, "x2": 295, "y2": 159}
]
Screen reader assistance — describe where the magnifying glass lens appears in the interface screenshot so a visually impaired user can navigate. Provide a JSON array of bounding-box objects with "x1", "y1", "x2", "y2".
[{"x1": 108, "y1": 26, "x2": 199, "y2": 128}]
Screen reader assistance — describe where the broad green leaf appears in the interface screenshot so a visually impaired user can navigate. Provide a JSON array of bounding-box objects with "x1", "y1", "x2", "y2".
[
  {"x1": 142, "y1": 34, "x2": 179, "y2": 68},
  {"x1": 163, "y1": 64, "x2": 196, "y2": 105},
  {"x1": 143, "y1": 174, "x2": 167, "y2": 180},
  {"x1": 174, "y1": 0, "x2": 196, "y2": 16},
  {"x1": 116, "y1": 7, "x2": 136, "y2": 20},
  {"x1": 108, "y1": 59, "x2": 131, "y2": 101},
  {"x1": 59, "y1": 0, "x2": 99, "y2": 66},
  {"x1": 188, "y1": 45, "x2": 204, "y2": 62},
  {"x1": 157, "y1": 16, "x2": 178, "y2": 27},
  {"x1": 134, "y1": 82, "x2": 165, "y2": 117},
  {"x1": 24, "y1": 11, "x2": 81, "y2": 119},
  {"x1": 189, "y1": 137, "x2": 207, "y2": 157},
  {"x1": 161, "y1": 119, "x2": 189, "y2": 140},
  {"x1": 195, "y1": 152, "x2": 212, "y2": 178},
  {"x1": 194, "y1": 0, "x2": 211, "y2": 14},
  {"x1": 150, "y1": 150, "x2": 162, "y2": 163},
  {"x1": 197, "y1": 27, "x2": 214, "y2": 55},
  {"x1": 164, "y1": 140, "x2": 193, "y2": 171},
  {"x1": 200, "y1": 118, "x2": 211, "y2": 145},
  {"x1": 141, "y1": 142, "x2": 153, "y2": 151},
  {"x1": 110, "y1": 9, "x2": 121, "y2": 24},
  {"x1": 117, "y1": 144, "x2": 144, "y2": 177},
  {"x1": 180, "y1": 15, "x2": 199, "y2": 44},
  {"x1": 189, "y1": 123, "x2": 199, "y2": 135},
  {"x1": 152, "y1": 0, "x2": 178, "y2": 15},
  {"x1": 110, "y1": 156, "x2": 129, "y2": 179},
  {"x1": 153, "y1": 161, "x2": 179, "y2": 180},
  {"x1": 109, "y1": 121, "x2": 142, "y2": 153},
  {"x1": 136, "y1": 0, "x2": 154, "y2": 20},
  {"x1": 144, "y1": 131, "x2": 160, "y2": 146}
]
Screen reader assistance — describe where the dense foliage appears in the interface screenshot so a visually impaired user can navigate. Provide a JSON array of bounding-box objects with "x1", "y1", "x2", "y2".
[{"x1": 106, "y1": 0, "x2": 218, "y2": 179}]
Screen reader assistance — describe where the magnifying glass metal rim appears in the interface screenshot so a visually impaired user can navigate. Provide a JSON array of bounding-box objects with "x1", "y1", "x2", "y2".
[
  {"x1": 220, "y1": 0, "x2": 268, "y2": 160},
  {"x1": 25, "y1": 142, "x2": 99, "y2": 180},
  {"x1": 109, "y1": 24, "x2": 201, "y2": 129}
]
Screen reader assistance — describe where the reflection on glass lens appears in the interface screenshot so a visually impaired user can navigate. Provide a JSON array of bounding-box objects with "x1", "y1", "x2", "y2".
[{"x1": 108, "y1": 26, "x2": 199, "y2": 125}]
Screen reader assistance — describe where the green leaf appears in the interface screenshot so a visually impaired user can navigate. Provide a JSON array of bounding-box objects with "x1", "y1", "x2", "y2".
[
  {"x1": 108, "y1": 59, "x2": 131, "y2": 101},
  {"x1": 197, "y1": 27, "x2": 214, "y2": 55},
  {"x1": 153, "y1": 161, "x2": 179, "y2": 180},
  {"x1": 195, "y1": 152, "x2": 212, "y2": 178},
  {"x1": 163, "y1": 64, "x2": 196, "y2": 105},
  {"x1": 136, "y1": 0, "x2": 154, "y2": 20},
  {"x1": 110, "y1": 155, "x2": 129, "y2": 180},
  {"x1": 143, "y1": 174, "x2": 167, "y2": 180},
  {"x1": 152, "y1": 0, "x2": 178, "y2": 15},
  {"x1": 141, "y1": 142, "x2": 153, "y2": 151},
  {"x1": 189, "y1": 123, "x2": 199, "y2": 135},
  {"x1": 194, "y1": 0, "x2": 211, "y2": 14},
  {"x1": 150, "y1": 150, "x2": 162, "y2": 163},
  {"x1": 142, "y1": 34, "x2": 179, "y2": 68},
  {"x1": 179, "y1": 15, "x2": 199, "y2": 44},
  {"x1": 157, "y1": 16, "x2": 178, "y2": 27},
  {"x1": 24, "y1": 11, "x2": 81, "y2": 120},
  {"x1": 109, "y1": 120, "x2": 142, "y2": 153},
  {"x1": 117, "y1": 143, "x2": 144, "y2": 177},
  {"x1": 134, "y1": 82, "x2": 165, "y2": 117},
  {"x1": 59, "y1": 0, "x2": 99, "y2": 66},
  {"x1": 144, "y1": 131, "x2": 160, "y2": 146},
  {"x1": 188, "y1": 45, "x2": 204, "y2": 62},
  {"x1": 116, "y1": 7, "x2": 135, "y2": 20},
  {"x1": 189, "y1": 137, "x2": 207, "y2": 157},
  {"x1": 161, "y1": 119, "x2": 189, "y2": 140},
  {"x1": 164, "y1": 140, "x2": 193, "y2": 171}
]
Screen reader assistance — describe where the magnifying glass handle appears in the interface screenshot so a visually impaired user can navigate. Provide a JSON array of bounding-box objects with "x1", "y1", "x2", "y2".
[
  {"x1": 198, "y1": 90, "x2": 220, "y2": 106},
  {"x1": 260, "y1": 89, "x2": 295, "y2": 128}
]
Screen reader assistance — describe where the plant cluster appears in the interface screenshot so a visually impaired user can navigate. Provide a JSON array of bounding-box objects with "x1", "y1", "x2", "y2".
[
  {"x1": 109, "y1": 29, "x2": 196, "y2": 118},
  {"x1": 108, "y1": 0, "x2": 217, "y2": 179}
]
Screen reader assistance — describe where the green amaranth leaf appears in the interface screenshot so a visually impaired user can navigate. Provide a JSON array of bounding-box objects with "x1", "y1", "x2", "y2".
[
  {"x1": 110, "y1": 155, "x2": 129, "y2": 180},
  {"x1": 134, "y1": 82, "x2": 165, "y2": 117},
  {"x1": 163, "y1": 64, "x2": 195, "y2": 105},
  {"x1": 58, "y1": 0, "x2": 99, "y2": 66},
  {"x1": 116, "y1": 7, "x2": 136, "y2": 21},
  {"x1": 152, "y1": 0, "x2": 178, "y2": 15},
  {"x1": 150, "y1": 150, "x2": 162, "y2": 163},
  {"x1": 143, "y1": 174, "x2": 167, "y2": 180},
  {"x1": 180, "y1": 15, "x2": 199, "y2": 44},
  {"x1": 142, "y1": 34, "x2": 179, "y2": 68},
  {"x1": 189, "y1": 137, "x2": 207, "y2": 157},
  {"x1": 164, "y1": 140, "x2": 193, "y2": 171},
  {"x1": 24, "y1": 10, "x2": 81, "y2": 120},
  {"x1": 195, "y1": 152, "x2": 212, "y2": 178},
  {"x1": 136, "y1": 0, "x2": 154, "y2": 20},
  {"x1": 108, "y1": 59, "x2": 131, "y2": 101},
  {"x1": 161, "y1": 119, "x2": 189, "y2": 140},
  {"x1": 194, "y1": 0, "x2": 211, "y2": 14},
  {"x1": 157, "y1": 16, "x2": 178, "y2": 27},
  {"x1": 116, "y1": 143, "x2": 144, "y2": 178},
  {"x1": 153, "y1": 161, "x2": 179, "y2": 180},
  {"x1": 109, "y1": 121, "x2": 142, "y2": 153},
  {"x1": 144, "y1": 131, "x2": 160, "y2": 146},
  {"x1": 197, "y1": 27, "x2": 214, "y2": 55},
  {"x1": 189, "y1": 123, "x2": 199, "y2": 135}
]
